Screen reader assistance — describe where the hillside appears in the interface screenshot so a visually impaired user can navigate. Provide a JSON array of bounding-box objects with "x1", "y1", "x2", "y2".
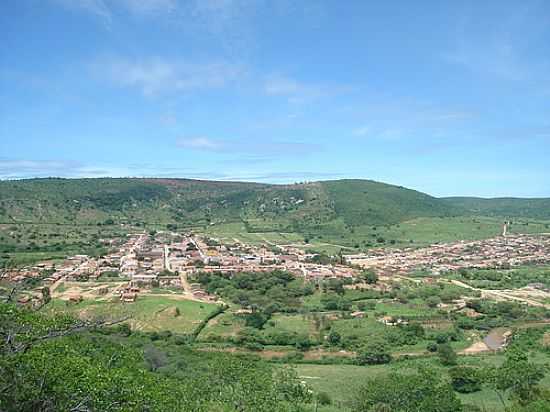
[
  {"x1": 443, "y1": 197, "x2": 550, "y2": 220},
  {"x1": 321, "y1": 180, "x2": 459, "y2": 226},
  {"x1": 0, "y1": 178, "x2": 461, "y2": 231}
]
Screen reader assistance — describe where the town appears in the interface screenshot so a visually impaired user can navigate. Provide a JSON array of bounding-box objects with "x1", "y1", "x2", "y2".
[
  {"x1": 344, "y1": 233, "x2": 550, "y2": 276},
  {"x1": 6, "y1": 230, "x2": 550, "y2": 308}
]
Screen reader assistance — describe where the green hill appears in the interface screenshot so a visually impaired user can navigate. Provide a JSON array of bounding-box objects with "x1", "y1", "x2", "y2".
[
  {"x1": 321, "y1": 179, "x2": 459, "y2": 226},
  {"x1": 443, "y1": 197, "x2": 550, "y2": 220},
  {"x1": 1, "y1": 178, "x2": 548, "y2": 235},
  {"x1": 0, "y1": 177, "x2": 460, "y2": 229}
]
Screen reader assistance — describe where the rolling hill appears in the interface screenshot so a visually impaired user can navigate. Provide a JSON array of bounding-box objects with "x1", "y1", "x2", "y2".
[
  {"x1": 443, "y1": 197, "x2": 550, "y2": 220},
  {"x1": 0, "y1": 178, "x2": 548, "y2": 233}
]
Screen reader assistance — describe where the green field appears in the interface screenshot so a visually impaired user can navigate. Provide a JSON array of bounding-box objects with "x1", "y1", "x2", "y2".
[
  {"x1": 295, "y1": 351, "x2": 550, "y2": 412},
  {"x1": 47, "y1": 295, "x2": 218, "y2": 334},
  {"x1": 203, "y1": 215, "x2": 550, "y2": 255}
]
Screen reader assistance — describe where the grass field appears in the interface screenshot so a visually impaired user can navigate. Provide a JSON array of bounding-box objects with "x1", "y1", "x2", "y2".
[
  {"x1": 201, "y1": 216, "x2": 550, "y2": 256},
  {"x1": 199, "y1": 311, "x2": 244, "y2": 340},
  {"x1": 47, "y1": 295, "x2": 218, "y2": 334},
  {"x1": 294, "y1": 352, "x2": 550, "y2": 412},
  {"x1": 263, "y1": 313, "x2": 319, "y2": 337}
]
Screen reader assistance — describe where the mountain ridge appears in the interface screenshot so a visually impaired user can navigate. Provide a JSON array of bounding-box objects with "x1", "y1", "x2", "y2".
[{"x1": 1, "y1": 178, "x2": 549, "y2": 230}]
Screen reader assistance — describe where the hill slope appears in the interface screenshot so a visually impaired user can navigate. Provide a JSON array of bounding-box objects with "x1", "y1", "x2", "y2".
[
  {"x1": 322, "y1": 180, "x2": 459, "y2": 227},
  {"x1": 443, "y1": 197, "x2": 550, "y2": 220},
  {"x1": 0, "y1": 178, "x2": 459, "y2": 231}
]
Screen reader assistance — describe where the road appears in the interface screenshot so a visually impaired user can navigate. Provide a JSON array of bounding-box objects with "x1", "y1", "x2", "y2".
[
  {"x1": 447, "y1": 279, "x2": 550, "y2": 308},
  {"x1": 178, "y1": 270, "x2": 193, "y2": 295},
  {"x1": 49, "y1": 275, "x2": 66, "y2": 293},
  {"x1": 164, "y1": 244, "x2": 171, "y2": 271}
]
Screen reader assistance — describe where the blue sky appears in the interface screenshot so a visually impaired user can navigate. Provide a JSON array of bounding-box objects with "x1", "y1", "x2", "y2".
[{"x1": 1, "y1": 0, "x2": 549, "y2": 197}]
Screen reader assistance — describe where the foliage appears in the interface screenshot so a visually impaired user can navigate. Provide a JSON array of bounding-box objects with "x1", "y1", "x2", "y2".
[
  {"x1": 194, "y1": 270, "x2": 311, "y2": 314},
  {"x1": 449, "y1": 366, "x2": 483, "y2": 393},
  {"x1": 490, "y1": 346, "x2": 546, "y2": 404},
  {"x1": 437, "y1": 343, "x2": 457, "y2": 366},
  {"x1": 0, "y1": 302, "x2": 312, "y2": 412},
  {"x1": 351, "y1": 368, "x2": 463, "y2": 412},
  {"x1": 356, "y1": 340, "x2": 392, "y2": 365},
  {"x1": 361, "y1": 269, "x2": 378, "y2": 285}
]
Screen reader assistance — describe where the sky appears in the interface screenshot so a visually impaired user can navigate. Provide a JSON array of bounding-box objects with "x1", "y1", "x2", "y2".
[{"x1": 1, "y1": 0, "x2": 549, "y2": 197}]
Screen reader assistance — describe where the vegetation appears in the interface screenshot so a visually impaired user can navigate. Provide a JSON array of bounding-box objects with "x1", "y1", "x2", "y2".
[
  {"x1": 2, "y1": 178, "x2": 550, "y2": 263},
  {"x1": 0, "y1": 301, "x2": 311, "y2": 411}
]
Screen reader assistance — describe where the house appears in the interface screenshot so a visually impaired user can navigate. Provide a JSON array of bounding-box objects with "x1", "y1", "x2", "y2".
[
  {"x1": 378, "y1": 315, "x2": 407, "y2": 326},
  {"x1": 234, "y1": 308, "x2": 253, "y2": 315},
  {"x1": 68, "y1": 294, "x2": 83, "y2": 304},
  {"x1": 351, "y1": 311, "x2": 366, "y2": 318},
  {"x1": 17, "y1": 295, "x2": 32, "y2": 305},
  {"x1": 121, "y1": 292, "x2": 137, "y2": 302}
]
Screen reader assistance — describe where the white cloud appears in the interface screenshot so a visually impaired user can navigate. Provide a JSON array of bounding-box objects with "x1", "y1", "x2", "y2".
[
  {"x1": 176, "y1": 137, "x2": 321, "y2": 157},
  {"x1": 352, "y1": 126, "x2": 370, "y2": 137},
  {"x1": 0, "y1": 159, "x2": 112, "y2": 179},
  {"x1": 264, "y1": 74, "x2": 347, "y2": 104},
  {"x1": 94, "y1": 57, "x2": 244, "y2": 96},
  {"x1": 264, "y1": 75, "x2": 302, "y2": 95},
  {"x1": 0, "y1": 158, "x2": 336, "y2": 184},
  {"x1": 176, "y1": 137, "x2": 223, "y2": 151},
  {"x1": 52, "y1": 0, "x2": 178, "y2": 21},
  {"x1": 443, "y1": 3, "x2": 550, "y2": 82},
  {"x1": 118, "y1": 0, "x2": 177, "y2": 15},
  {"x1": 53, "y1": 0, "x2": 112, "y2": 24}
]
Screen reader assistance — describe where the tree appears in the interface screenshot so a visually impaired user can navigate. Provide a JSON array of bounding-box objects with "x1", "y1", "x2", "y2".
[
  {"x1": 245, "y1": 311, "x2": 269, "y2": 329},
  {"x1": 491, "y1": 347, "x2": 546, "y2": 405},
  {"x1": 356, "y1": 340, "x2": 391, "y2": 365},
  {"x1": 40, "y1": 287, "x2": 51, "y2": 305},
  {"x1": 327, "y1": 330, "x2": 341, "y2": 346},
  {"x1": 316, "y1": 391, "x2": 332, "y2": 406},
  {"x1": 437, "y1": 343, "x2": 457, "y2": 366},
  {"x1": 352, "y1": 368, "x2": 463, "y2": 412},
  {"x1": 144, "y1": 345, "x2": 168, "y2": 371},
  {"x1": 426, "y1": 296, "x2": 441, "y2": 308},
  {"x1": 362, "y1": 269, "x2": 378, "y2": 285},
  {"x1": 0, "y1": 302, "x2": 312, "y2": 412},
  {"x1": 449, "y1": 366, "x2": 483, "y2": 393}
]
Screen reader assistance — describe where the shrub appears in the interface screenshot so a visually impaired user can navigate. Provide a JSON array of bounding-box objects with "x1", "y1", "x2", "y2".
[
  {"x1": 449, "y1": 366, "x2": 483, "y2": 393},
  {"x1": 437, "y1": 343, "x2": 457, "y2": 366},
  {"x1": 316, "y1": 391, "x2": 332, "y2": 405},
  {"x1": 356, "y1": 340, "x2": 392, "y2": 365}
]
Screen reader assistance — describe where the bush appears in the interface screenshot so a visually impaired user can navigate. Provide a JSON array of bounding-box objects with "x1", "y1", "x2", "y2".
[
  {"x1": 449, "y1": 366, "x2": 483, "y2": 393},
  {"x1": 295, "y1": 335, "x2": 314, "y2": 351},
  {"x1": 356, "y1": 340, "x2": 392, "y2": 365},
  {"x1": 115, "y1": 323, "x2": 131, "y2": 337},
  {"x1": 316, "y1": 391, "x2": 332, "y2": 405},
  {"x1": 327, "y1": 330, "x2": 341, "y2": 346},
  {"x1": 244, "y1": 342, "x2": 264, "y2": 351},
  {"x1": 437, "y1": 343, "x2": 457, "y2": 366}
]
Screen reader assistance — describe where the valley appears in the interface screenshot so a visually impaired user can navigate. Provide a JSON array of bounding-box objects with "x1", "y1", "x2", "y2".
[{"x1": 2, "y1": 178, "x2": 550, "y2": 411}]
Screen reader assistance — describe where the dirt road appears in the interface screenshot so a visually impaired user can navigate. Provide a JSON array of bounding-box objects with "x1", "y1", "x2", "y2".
[{"x1": 447, "y1": 279, "x2": 550, "y2": 308}]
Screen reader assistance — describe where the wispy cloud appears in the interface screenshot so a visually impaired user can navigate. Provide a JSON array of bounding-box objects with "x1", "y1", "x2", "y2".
[
  {"x1": 52, "y1": 0, "x2": 178, "y2": 22},
  {"x1": 176, "y1": 137, "x2": 223, "y2": 151},
  {"x1": 118, "y1": 0, "x2": 177, "y2": 16},
  {"x1": 93, "y1": 57, "x2": 244, "y2": 96},
  {"x1": 444, "y1": 42, "x2": 527, "y2": 81},
  {"x1": 0, "y1": 159, "x2": 111, "y2": 179},
  {"x1": 352, "y1": 126, "x2": 370, "y2": 137},
  {"x1": 53, "y1": 0, "x2": 112, "y2": 24},
  {"x1": 0, "y1": 158, "x2": 339, "y2": 184},
  {"x1": 176, "y1": 136, "x2": 321, "y2": 156},
  {"x1": 443, "y1": 3, "x2": 550, "y2": 82},
  {"x1": 264, "y1": 74, "x2": 348, "y2": 104}
]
